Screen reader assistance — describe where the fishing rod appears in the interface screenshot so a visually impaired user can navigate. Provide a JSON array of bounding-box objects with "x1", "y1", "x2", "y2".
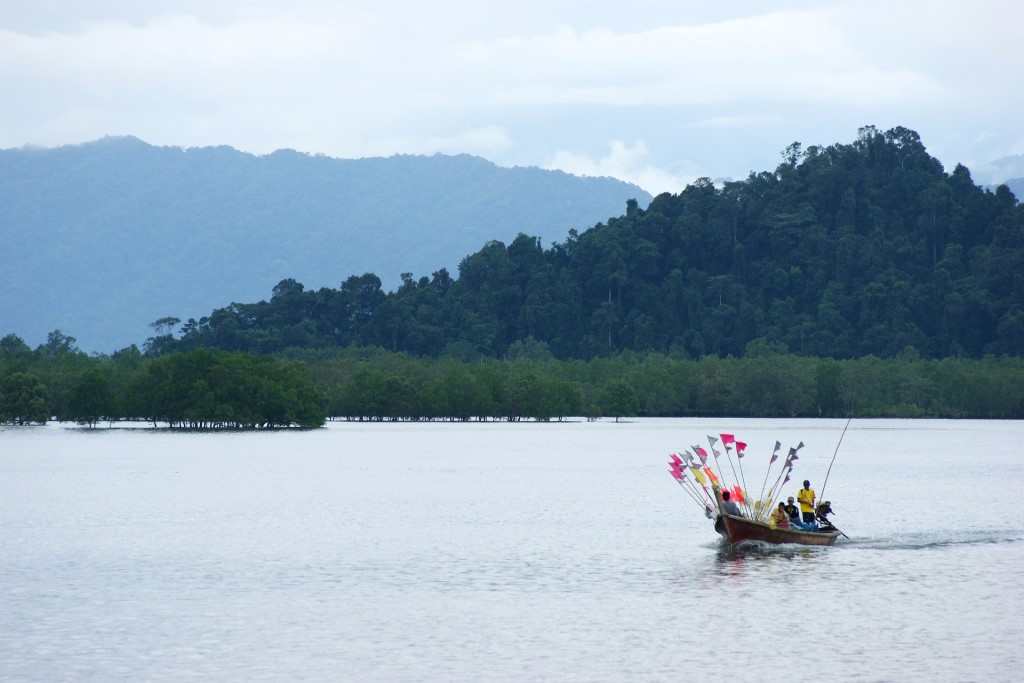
[{"x1": 819, "y1": 416, "x2": 852, "y2": 502}]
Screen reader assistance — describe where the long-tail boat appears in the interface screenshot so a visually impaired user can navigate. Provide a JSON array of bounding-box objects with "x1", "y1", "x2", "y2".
[
  {"x1": 714, "y1": 513, "x2": 840, "y2": 546},
  {"x1": 667, "y1": 428, "x2": 851, "y2": 548}
]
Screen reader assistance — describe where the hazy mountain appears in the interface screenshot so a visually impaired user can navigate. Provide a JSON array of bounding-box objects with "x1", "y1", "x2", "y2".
[
  {"x1": 0, "y1": 137, "x2": 649, "y2": 350},
  {"x1": 979, "y1": 154, "x2": 1024, "y2": 185},
  {"x1": 1003, "y1": 178, "x2": 1024, "y2": 201}
]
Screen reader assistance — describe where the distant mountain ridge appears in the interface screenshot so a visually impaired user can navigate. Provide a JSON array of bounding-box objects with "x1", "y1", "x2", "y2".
[
  {"x1": 1003, "y1": 178, "x2": 1024, "y2": 201},
  {"x1": 0, "y1": 137, "x2": 650, "y2": 350}
]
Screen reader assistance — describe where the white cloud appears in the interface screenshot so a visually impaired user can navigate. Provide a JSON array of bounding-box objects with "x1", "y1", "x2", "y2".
[
  {"x1": 547, "y1": 141, "x2": 694, "y2": 195},
  {"x1": 410, "y1": 126, "x2": 513, "y2": 157},
  {"x1": 0, "y1": 1, "x2": 1021, "y2": 177}
]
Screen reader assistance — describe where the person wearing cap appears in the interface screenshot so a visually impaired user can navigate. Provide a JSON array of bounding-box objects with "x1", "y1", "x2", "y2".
[
  {"x1": 797, "y1": 480, "x2": 816, "y2": 525},
  {"x1": 783, "y1": 496, "x2": 800, "y2": 522}
]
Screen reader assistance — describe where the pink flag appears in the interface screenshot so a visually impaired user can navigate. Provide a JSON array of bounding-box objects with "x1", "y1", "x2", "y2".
[
  {"x1": 720, "y1": 433, "x2": 736, "y2": 446},
  {"x1": 695, "y1": 447, "x2": 709, "y2": 464},
  {"x1": 668, "y1": 468, "x2": 681, "y2": 481},
  {"x1": 736, "y1": 441, "x2": 747, "y2": 458},
  {"x1": 670, "y1": 453, "x2": 682, "y2": 465}
]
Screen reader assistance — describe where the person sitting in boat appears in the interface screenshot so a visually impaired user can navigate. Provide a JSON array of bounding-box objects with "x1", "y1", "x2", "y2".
[
  {"x1": 719, "y1": 489, "x2": 744, "y2": 517},
  {"x1": 815, "y1": 501, "x2": 836, "y2": 531},
  {"x1": 797, "y1": 480, "x2": 816, "y2": 525},
  {"x1": 784, "y1": 496, "x2": 800, "y2": 522},
  {"x1": 770, "y1": 502, "x2": 790, "y2": 529}
]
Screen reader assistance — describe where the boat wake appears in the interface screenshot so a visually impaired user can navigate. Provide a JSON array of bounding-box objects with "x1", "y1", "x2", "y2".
[{"x1": 838, "y1": 529, "x2": 1024, "y2": 551}]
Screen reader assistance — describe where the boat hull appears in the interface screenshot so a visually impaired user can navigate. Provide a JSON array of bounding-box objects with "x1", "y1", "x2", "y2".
[{"x1": 715, "y1": 514, "x2": 839, "y2": 546}]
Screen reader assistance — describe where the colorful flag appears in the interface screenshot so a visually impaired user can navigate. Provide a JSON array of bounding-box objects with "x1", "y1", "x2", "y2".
[
  {"x1": 670, "y1": 453, "x2": 682, "y2": 465},
  {"x1": 736, "y1": 441, "x2": 747, "y2": 458},
  {"x1": 730, "y1": 485, "x2": 745, "y2": 503},
  {"x1": 704, "y1": 467, "x2": 720, "y2": 485},
  {"x1": 668, "y1": 467, "x2": 681, "y2": 481},
  {"x1": 693, "y1": 468, "x2": 708, "y2": 486},
  {"x1": 720, "y1": 433, "x2": 736, "y2": 446},
  {"x1": 694, "y1": 446, "x2": 709, "y2": 464}
]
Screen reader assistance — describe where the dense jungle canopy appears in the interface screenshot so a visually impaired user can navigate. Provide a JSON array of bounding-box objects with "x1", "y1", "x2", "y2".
[{"x1": 159, "y1": 126, "x2": 1023, "y2": 360}]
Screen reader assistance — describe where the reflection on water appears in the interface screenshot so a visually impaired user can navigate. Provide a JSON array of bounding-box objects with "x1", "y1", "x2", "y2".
[{"x1": 1, "y1": 418, "x2": 1022, "y2": 681}]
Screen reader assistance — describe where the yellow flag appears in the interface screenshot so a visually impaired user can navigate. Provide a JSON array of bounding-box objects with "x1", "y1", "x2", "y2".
[{"x1": 692, "y1": 467, "x2": 708, "y2": 486}]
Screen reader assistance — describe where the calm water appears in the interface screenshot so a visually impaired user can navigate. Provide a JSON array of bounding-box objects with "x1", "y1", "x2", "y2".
[{"x1": 1, "y1": 418, "x2": 1022, "y2": 681}]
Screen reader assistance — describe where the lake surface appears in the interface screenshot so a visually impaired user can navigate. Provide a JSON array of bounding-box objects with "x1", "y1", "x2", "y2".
[{"x1": 1, "y1": 418, "x2": 1022, "y2": 681}]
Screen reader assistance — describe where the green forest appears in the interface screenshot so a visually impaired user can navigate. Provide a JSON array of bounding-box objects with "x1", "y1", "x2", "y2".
[
  {"x1": 3, "y1": 126, "x2": 1023, "y2": 428},
  {"x1": 0, "y1": 333, "x2": 323, "y2": 428},
  {"x1": 3, "y1": 333, "x2": 1023, "y2": 426},
  {"x1": 158, "y1": 126, "x2": 1023, "y2": 360}
]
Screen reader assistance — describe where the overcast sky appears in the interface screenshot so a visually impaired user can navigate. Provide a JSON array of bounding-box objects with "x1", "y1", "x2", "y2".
[{"x1": 2, "y1": 0, "x2": 1021, "y2": 193}]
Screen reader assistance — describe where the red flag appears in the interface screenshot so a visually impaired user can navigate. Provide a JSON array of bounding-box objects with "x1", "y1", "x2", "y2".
[
  {"x1": 736, "y1": 441, "x2": 747, "y2": 458},
  {"x1": 668, "y1": 468, "x2": 682, "y2": 481},
  {"x1": 720, "y1": 433, "x2": 735, "y2": 446},
  {"x1": 670, "y1": 453, "x2": 682, "y2": 465},
  {"x1": 703, "y1": 467, "x2": 720, "y2": 485},
  {"x1": 730, "y1": 485, "x2": 745, "y2": 503}
]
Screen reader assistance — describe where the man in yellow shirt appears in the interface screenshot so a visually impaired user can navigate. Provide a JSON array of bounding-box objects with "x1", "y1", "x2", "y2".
[{"x1": 797, "y1": 480, "x2": 816, "y2": 525}]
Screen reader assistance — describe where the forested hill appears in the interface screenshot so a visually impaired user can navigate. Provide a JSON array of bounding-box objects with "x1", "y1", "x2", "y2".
[
  {"x1": 0, "y1": 137, "x2": 649, "y2": 351},
  {"x1": 152, "y1": 127, "x2": 1024, "y2": 359}
]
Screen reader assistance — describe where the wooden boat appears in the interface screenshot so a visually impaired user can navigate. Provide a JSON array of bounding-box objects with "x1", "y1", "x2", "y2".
[{"x1": 715, "y1": 513, "x2": 840, "y2": 546}]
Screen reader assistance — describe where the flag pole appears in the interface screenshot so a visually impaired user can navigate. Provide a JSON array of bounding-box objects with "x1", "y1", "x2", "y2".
[
  {"x1": 704, "y1": 437, "x2": 730, "y2": 492},
  {"x1": 756, "y1": 441, "x2": 781, "y2": 521},
  {"x1": 819, "y1": 417, "x2": 852, "y2": 502},
  {"x1": 765, "y1": 444, "x2": 801, "y2": 512},
  {"x1": 668, "y1": 455, "x2": 711, "y2": 512},
  {"x1": 673, "y1": 476, "x2": 707, "y2": 511},
  {"x1": 734, "y1": 444, "x2": 753, "y2": 519}
]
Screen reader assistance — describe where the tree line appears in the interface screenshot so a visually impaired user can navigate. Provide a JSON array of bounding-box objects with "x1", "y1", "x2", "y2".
[
  {"x1": 149, "y1": 126, "x2": 1022, "y2": 361},
  {"x1": 0, "y1": 332, "x2": 323, "y2": 428},
  {"x1": 3, "y1": 333, "x2": 1023, "y2": 426}
]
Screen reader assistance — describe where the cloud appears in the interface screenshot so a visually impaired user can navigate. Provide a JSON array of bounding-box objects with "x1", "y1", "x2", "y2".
[
  {"x1": 547, "y1": 141, "x2": 694, "y2": 195},
  {"x1": 0, "y1": 1, "x2": 1022, "y2": 179},
  {"x1": 410, "y1": 126, "x2": 513, "y2": 156}
]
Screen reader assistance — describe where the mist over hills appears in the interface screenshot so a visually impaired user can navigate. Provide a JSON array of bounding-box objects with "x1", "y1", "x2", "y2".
[{"x1": 0, "y1": 137, "x2": 650, "y2": 351}]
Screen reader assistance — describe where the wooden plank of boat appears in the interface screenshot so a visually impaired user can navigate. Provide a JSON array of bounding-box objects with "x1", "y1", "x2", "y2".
[{"x1": 716, "y1": 514, "x2": 840, "y2": 546}]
